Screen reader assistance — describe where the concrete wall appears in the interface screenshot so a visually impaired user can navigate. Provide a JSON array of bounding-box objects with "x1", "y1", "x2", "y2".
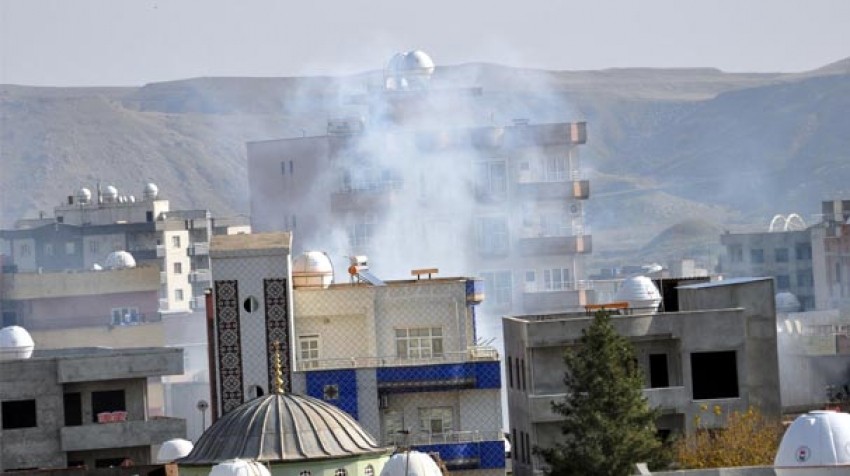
[
  {"x1": 653, "y1": 468, "x2": 775, "y2": 476},
  {"x1": 3, "y1": 266, "x2": 160, "y2": 300}
]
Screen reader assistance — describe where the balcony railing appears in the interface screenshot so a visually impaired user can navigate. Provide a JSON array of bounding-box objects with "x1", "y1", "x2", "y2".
[
  {"x1": 156, "y1": 245, "x2": 166, "y2": 258},
  {"x1": 386, "y1": 429, "x2": 505, "y2": 446},
  {"x1": 188, "y1": 242, "x2": 209, "y2": 256},
  {"x1": 295, "y1": 346, "x2": 499, "y2": 371},
  {"x1": 188, "y1": 269, "x2": 211, "y2": 283},
  {"x1": 60, "y1": 417, "x2": 185, "y2": 452},
  {"x1": 516, "y1": 234, "x2": 592, "y2": 256}
]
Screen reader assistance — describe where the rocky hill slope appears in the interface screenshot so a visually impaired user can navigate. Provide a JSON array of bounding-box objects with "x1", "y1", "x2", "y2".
[{"x1": 2, "y1": 58, "x2": 848, "y2": 266}]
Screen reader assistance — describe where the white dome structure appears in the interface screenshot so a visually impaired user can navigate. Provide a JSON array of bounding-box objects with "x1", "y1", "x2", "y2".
[
  {"x1": 385, "y1": 50, "x2": 435, "y2": 90},
  {"x1": 103, "y1": 185, "x2": 119, "y2": 203},
  {"x1": 775, "y1": 410, "x2": 850, "y2": 475},
  {"x1": 615, "y1": 276, "x2": 662, "y2": 312},
  {"x1": 104, "y1": 251, "x2": 137, "y2": 270},
  {"x1": 0, "y1": 326, "x2": 35, "y2": 361},
  {"x1": 157, "y1": 438, "x2": 194, "y2": 463},
  {"x1": 380, "y1": 451, "x2": 442, "y2": 476},
  {"x1": 76, "y1": 187, "x2": 92, "y2": 205},
  {"x1": 209, "y1": 459, "x2": 271, "y2": 476},
  {"x1": 776, "y1": 292, "x2": 802, "y2": 314},
  {"x1": 292, "y1": 251, "x2": 334, "y2": 289},
  {"x1": 143, "y1": 182, "x2": 159, "y2": 200}
]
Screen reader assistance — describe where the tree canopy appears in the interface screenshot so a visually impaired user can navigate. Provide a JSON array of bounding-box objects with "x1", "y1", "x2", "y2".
[{"x1": 537, "y1": 311, "x2": 668, "y2": 476}]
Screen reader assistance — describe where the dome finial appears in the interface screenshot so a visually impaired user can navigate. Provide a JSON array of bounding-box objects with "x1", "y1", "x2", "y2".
[{"x1": 273, "y1": 341, "x2": 285, "y2": 394}]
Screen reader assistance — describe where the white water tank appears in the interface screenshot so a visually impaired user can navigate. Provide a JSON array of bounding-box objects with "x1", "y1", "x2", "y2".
[
  {"x1": 105, "y1": 251, "x2": 137, "y2": 269},
  {"x1": 615, "y1": 276, "x2": 662, "y2": 313},
  {"x1": 775, "y1": 410, "x2": 850, "y2": 475},
  {"x1": 209, "y1": 459, "x2": 271, "y2": 476},
  {"x1": 0, "y1": 326, "x2": 35, "y2": 361},
  {"x1": 380, "y1": 451, "x2": 442, "y2": 476},
  {"x1": 292, "y1": 251, "x2": 334, "y2": 289},
  {"x1": 157, "y1": 438, "x2": 194, "y2": 463}
]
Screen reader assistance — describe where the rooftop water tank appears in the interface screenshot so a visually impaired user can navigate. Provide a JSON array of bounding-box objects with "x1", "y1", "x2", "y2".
[
  {"x1": 292, "y1": 251, "x2": 334, "y2": 289},
  {"x1": 0, "y1": 326, "x2": 35, "y2": 361},
  {"x1": 775, "y1": 410, "x2": 850, "y2": 475},
  {"x1": 76, "y1": 187, "x2": 92, "y2": 205},
  {"x1": 380, "y1": 451, "x2": 442, "y2": 476},
  {"x1": 615, "y1": 276, "x2": 662, "y2": 313},
  {"x1": 143, "y1": 182, "x2": 159, "y2": 200},
  {"x1": 104, "y1": 251, "x2": 137, "y2": 270},
  {"x1": 209, "y1": 459, "x2": 271, "y2": 476},
  {"x1": 157, "y1": 438, "x2": 194, "y2": 463}
]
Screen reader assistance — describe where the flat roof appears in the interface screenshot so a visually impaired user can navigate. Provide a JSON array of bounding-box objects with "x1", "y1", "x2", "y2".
[
  {"x1": 210, "y1": 232, "x2": 291, "y2": 252},
  {"x1": 677, "y1": 276, "x2": 771, "y2": 289}
]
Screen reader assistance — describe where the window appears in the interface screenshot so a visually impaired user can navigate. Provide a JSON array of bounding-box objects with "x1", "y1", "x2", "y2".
[
  {"x1": 521, "y1": 358, "x2": 526, "y2": 391},
  {"x1": 1, "y1": 399, "x2": 37, "y2": 429},
  {"x1": 797, "y1": 270, "x2": 814, "y2": 287},
  {"x1": 543, "y1": 268, "x2": 571, "y2": 291},
  {"x1": 396, "y1": 327, "x2": 443, "y2": 359},
  {"x1": 299, "y1": 335, "x2": 320, "y2": 369},
  {"x1": 111, "y1": 307, "x2": 140, "y2": 326},
  {"x1": 19, "y1": 243, "x2": 31, "y2": 257},
  {"x1": 544, "y1": 155, "x2": 568, "y2": 181},
  {"x1": 775, "y1": 248, "x2": 789, "y2": 263},
  {"x1": 243, "y1": 296, "x2": 258, "y2": 312},
  {"x1": 728, "y1": 245, "x2": 743, "y2": 263},
  {"x1": 481, "y1": 270, "x2": 512, "y2": 305},
  {"x1": 334, "y1": 469, "x2": 347, "y2": 476},
  {"x1": 691, "y1": 351, "x2": 739, "y2": 400},
  {"x1": 44, "y1": 243, "x2": 54, "y2": 256},
  {"x1": 539, "y1": 213, "x2": 571, "y2": 237},
  {"x1": 796, "y1": 243, "x2": 813, "y2": 260},
  {"x1": 837, "y1": 263, "x2": 843, "y2": 284},
  {"x1": 419, "y1": 407, "x2": 453, "y2": 435},
  {"x1": 776, "y1": 275, "x2": 791, "y2": 291},
  {"x1": 507, "y1": 356, "x2": 513, "y2": 388},
  {"x1": 173, "y1": 262, "x2": 182, "y2": 274},
  {"x1": 364, "y1": 464, "x2": 375, "y2": 476},
  {"x1": 65, "y1": 241, "x2": 76, "y2": 255},
  {"x1": 89, "y1": 241, "x2": 99, "y2": 254},
  {"x1": 476, "y1": 216, "x2": 509, "y2": 255},
  {"x1": 175, "y1": 289, "x2": 185, "y2": 302},
  {"x1": 750, "y1": 249, "x2": 764, "y2": 264},
  {"x1": 91, "y1": 390, "x2": 126, "y2": 422},
  {"x1": 649, "y1": 354, "x2": 670, "y2": 388},
  {"x1": 349, "y1": 213, "x2": 377, "y2": 248},
  {"x1": 299, "y1": 471, "x2": 312, "y2": 476},
  {"x1": 475, "y1": 160, "x2": 507, "y2": 198},
  {"x1": 64, "y1": 393, "x2": 82, "y2": 426},
  {"x1": 171, "y1": 236, "x2": 181, "y2": 248}
]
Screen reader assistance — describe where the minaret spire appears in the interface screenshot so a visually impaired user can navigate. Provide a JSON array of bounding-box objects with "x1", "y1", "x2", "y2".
[{"x1": 272, "y1": 341, "x2": 285, "y2": 395}]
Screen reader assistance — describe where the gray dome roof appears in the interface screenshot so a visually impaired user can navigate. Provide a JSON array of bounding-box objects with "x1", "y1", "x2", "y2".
[{"x1": 180, "y1": 394, "x2": 391, "y2": 465}]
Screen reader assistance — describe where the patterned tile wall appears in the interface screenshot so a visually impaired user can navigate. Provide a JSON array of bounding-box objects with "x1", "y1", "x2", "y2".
[
  {"x1": 214, "y1": 279, "x2": 243, "y2": 414},
  {"x1": 306, "y1": 369, "x2": 359, "y2": 419}
]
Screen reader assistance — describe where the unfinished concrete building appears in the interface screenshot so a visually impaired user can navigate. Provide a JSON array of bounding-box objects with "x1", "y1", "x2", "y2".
[{"x1": 503, "y1": 277, "x2": 780, "y2": 476}]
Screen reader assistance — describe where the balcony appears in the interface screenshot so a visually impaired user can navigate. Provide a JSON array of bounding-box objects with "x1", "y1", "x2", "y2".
[
  {"x1": 188, "y1": 269, "x2": 211, "y2": 283},
  {"x1": 160, "y1": 271, "x2": 168, "y2": 285},
  {"x1": 515, "y1": 178, "x2": 590, "y2": 201},
  {"x1": 530, "y1": 387, "x2": 688, "y2": 423},
  {"x1": 188, "y1": 242, "x2": 209, "y2": 256},
  {"x1": 155, "y1": 245, "x2": 166, "y2": 258},
  {"x1": 409, "y1": 433, "x2": 505, "y2": 470},
  {"x1": 522, "y1": 284, "x2": 594, "y2": 314},
  {"x1": 377, "y1": 360, "x2": 501, "y2": 394},
  {"x1": 330, "y1": 184, "x2": 402, "y2": 213},
  {"x1": 60, "y1": 417, "x2": 185, "y2": 452},
  {"x1": 296, "y1": 347, "x2": 500, "y2": 372},
  {"x1": 516, "y1": 234, "x2": 592, "y2": 256}
]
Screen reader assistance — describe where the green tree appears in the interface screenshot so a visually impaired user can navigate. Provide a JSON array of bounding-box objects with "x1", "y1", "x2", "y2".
[{"x1": 536, "y1": 311, "x2": 669, "y2": 476}]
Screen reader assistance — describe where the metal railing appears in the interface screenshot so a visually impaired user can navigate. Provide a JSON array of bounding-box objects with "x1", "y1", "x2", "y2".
[
  {"x1": 296, "y1": 346, "x2": 499, "y2": 371},
  {"x1": 386, "y1": 429, "x2": 504, "y2": 446}
]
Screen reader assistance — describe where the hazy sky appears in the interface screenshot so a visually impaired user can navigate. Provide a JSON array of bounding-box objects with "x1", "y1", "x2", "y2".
[{"x1": 1, "y1": 0, "x2": 848, "y2": 87}]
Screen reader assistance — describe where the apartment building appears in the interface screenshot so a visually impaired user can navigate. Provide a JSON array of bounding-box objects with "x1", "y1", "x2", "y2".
[
  {"x1": 208, "y1": 233, "x2": 506, "y2": 475},
  {"x1": 0, "y1": 336, "x2": 185, "y2": 471},
  {"x1": 503, "y1": 277, "x2": 780, "y2": 476},
  {"x1": 246, "y1": 51, "x2": 592, "y2": 335}
]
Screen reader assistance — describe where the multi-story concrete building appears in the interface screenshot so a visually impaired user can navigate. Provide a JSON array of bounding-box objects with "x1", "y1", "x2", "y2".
[
  {"x1": 503, "y1": 277, "x2": 780, "y2": 476},
  {"x1": 719, "y1": 200, "x2": 850, "y2": 312},
  {"x1": 208, "y1": 233, "x2": 506, "y2": 475},
  {"x1": 246, "y1": 51, "x2": 592, "y2": 344},
  {"x1": 0, "y1": 337, "x2": 185, "y2": 471}
]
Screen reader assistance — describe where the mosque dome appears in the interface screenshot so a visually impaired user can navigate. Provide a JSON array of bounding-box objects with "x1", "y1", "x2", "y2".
[
  {"x1": 292, "y1": 251, "x2": 334, "y2": 289},
  {"x1": 615, "y1": 276, "x2": 662, "y2": 312},
  {"x1": 179, "y1": 393, "x2": 391, "y2": 465},
  {"x1": 209, "y1": 459, "x2": 271, "y2": 476},
  {"x1": 104, "y1": 251, "x2": 137, "y2": 270},
  {"x1": 103, "y1": 185, "x2": 119, "y2": 203},
  {"x1": 775, "y1": 292, "x2": 802, "y2": 314},
  {"x1": 157, "y1": 438, "x2": 195, "y2": 463},
  {"x1": 0, "y1": 326, "x2": 35, "y2": 361},
  {"x1": 775, "y1": 410, "x2": 850, "y2": 472},
  {"x1": 380, "y1": 451, "x2": 442, "y2": 476}
]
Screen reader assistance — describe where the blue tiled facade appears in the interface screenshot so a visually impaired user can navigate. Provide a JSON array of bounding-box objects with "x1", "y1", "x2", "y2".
[
  {"x1": 305, "y1": 369, "x2": 359, "y2": 419},
  {"x1": 414, "y1": 441, "x2": 505, "y2": 470},
  {"x1": 376, "y1": 361, "x2": 501, "y2": 393}
]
